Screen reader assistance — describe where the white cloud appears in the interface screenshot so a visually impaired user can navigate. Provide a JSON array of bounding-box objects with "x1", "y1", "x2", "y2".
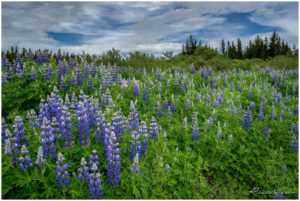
[{"x1": 1, "y1": 1, "x2": 298, "y2": 56}]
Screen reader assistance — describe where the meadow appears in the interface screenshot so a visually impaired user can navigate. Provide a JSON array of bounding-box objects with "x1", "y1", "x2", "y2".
[{"x1": 1, "y1": 52, "x2": 298, "y2": 199}]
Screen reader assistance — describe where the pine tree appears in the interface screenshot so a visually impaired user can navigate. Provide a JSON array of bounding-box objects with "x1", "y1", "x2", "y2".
[
  {"x1": 221, "y1": 39, "x2": 226, "y2": 56},
  {"x1": 237, "y1": 38, "x2": 243, "y2": 59},
  {"x1": 269, "y1": 30, "x2": 278, "y2": 57}
]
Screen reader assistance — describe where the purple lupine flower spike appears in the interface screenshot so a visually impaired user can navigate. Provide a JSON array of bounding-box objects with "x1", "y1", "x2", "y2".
[
  {"x1": 149, "y1": 117, "x2": 158, "y2": 140},
  {"x1": 77, "y1": 157, "x2": 89, "y2": 183},
  {"x1": 130, "y1": 153, "x2": 141, "y2": 173},
  {"x1": 55, "y1": 153, "x2": 70, "y2": 187},
  {"x1": 35, "y1": 146, "x2": 46, "y2": 167},
  {"x1": 242, "y1": 110, "x2": 251, "y2": 132},
  {"x1": 105, "y1": 130, "x2": 121, "y2": 187},
  {"x1": 40, "y1": 117, "x2": 56, "y2": 160},
  {"x1": 18, "y1": 145, "x2": 33, "y2": 171},
  {"x1": 192, "y1": 113, "x2": 200, "y2": 140},
  {"x1": 133, "y1": 81, "x2": 140, "y2": 97},
  {"x1": 13, "y1": 116, "x2": 27, "y2": 149}
]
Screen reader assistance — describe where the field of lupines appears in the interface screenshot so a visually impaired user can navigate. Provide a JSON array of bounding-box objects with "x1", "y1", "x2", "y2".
[{"x1": 1, "y1": 51, "x2": 299, "y2": 199}]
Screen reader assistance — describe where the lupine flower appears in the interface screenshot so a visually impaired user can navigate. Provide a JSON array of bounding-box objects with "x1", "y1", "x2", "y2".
[
  {"x1": 249, "y1": 102, "x2": 255, "y2": 110},
  {"x1": 77, "y1": 101, "x2": 90, "y2": 146},
  {"x1": 112, "y1": 110, "x2": 126, "y2": 140},
  {"x1": 173, "y1": 77, "x2": 179, "y2": 91},
  {"x1": 133, "y1": 81, "x2": 140, "y2": 97},
  {"x1": 190, "y1": 63, "x2": 196, "y2": 74},
  {"x1": 216, "y1": 127, "x2": 222, "y2": 138},
  {"x1": 2, "y1": 118, "x2": 8, "y2": 144},
  {"x1": 180, "y1": 81, "x2": 185, "y2": 93},
  {"x1": 76, "y1": 66, "x2": 83, "y2": 86},
  {"x1": 149, "y1": 117, "x2": 158, "y2": 140},
  {"x1": 31, "y1": 66, "x2": 38, "y2": 80},
  {"x1": 182, "y1": 117, "x2": 187, "y2": 129},
  {"x1": 18, "y1": 145, "x2": 33, "y2": 171},
  {"x1": 242, "y1": 110, "x2": 251, "y2": 132},
  {"x1": 163, "y1": 98, "x2": 169, "y2": 109},
  {"x1": 294, "y1": 105, "x2": 298, "y2": 115},
  {"x1": 167, "y1": 106, "x2": 172, "y2": 115},
  {"x1": 166, "y1": 80, "x2": 170, "y2": 87},
  {"x1": 165, "y1": 164, "x2": 170, "y2": 172},
  {"x1": 291, "y1": 123, "x2": 298, "y2": 152},
  {"x1": 281, "y1": 164, "x2": 288, "y2": 173},
  {"x1": 40, "y1": 117, "x2": 56, "y2": 160},
  {"x1": 130, "y1": 130, "x2": 141, "y2": 160},
  {"x1": 213, "y1": 97, "x2": 220, "y2": 107},
  {"x1": 272, "y1": 105, "x2": 277, "y2": 120},
  {"x1": 38, "y1": 99, "x2": 50, "y2": 124},
  {"x1": 171, "y1": 95, "x2": 176, "y2": 112},
  {"x1": 27, "y1": 109, "x2": 39, "y2": 127},
  {"x1": 192, "y1": 113, "x2": 200, "y2": 140},
  {"x1": 262, "y1": 96, "x2": 267, "y2": 105},
  {"x1": 2, "y1": 72, "x2": 8, "y2": 84},
  {"x1": 185, "y1": 99, "x2": 190, "y2": 110},
  {"x1": 143, "y1": 85, "x2": 149, "y2": 104},
  {"x1": 36, "y1": 51, "x2": 44, "y2": 65},
  {"x1": 55, "y1": 153, "x2": 70, "y2": 187},
  {"x1": 228, "y1": 134, "x2": 233, "y2": 142},
  {"x1": 60, "y1": 76, "x2": 66, "y2": 91},
  {"x1": 236, "y1": 82, "x2": 241, "y2": 92},
  {"x1": 59, "y1": 106, "x2": 74, "y2": 148},
  {"x1": 262, "y1": 125, "x2": 269, "y2": 144},
  {"x1": 51, "y1": 117, "x2": 60, "y2": 140},
  {"x1": 13, "y1": 116, "x2": 27, "y2": 149},
  {"x1": 291, "y1": 123, "x2": 298, "y2": 134},
  {"x1": 4, "y1": 129, "x2": 18, "y2": 165},
  {"x1": 70, "y1": 71, "x2": 77, "y2": 86},
  {"x1": 89, "y1": 150, "x2": 100, "y2": 170},
  {"x1": 140, "y1": 121, "x2": 148, "y2": 155},
  {"x1": 258, "y1": 104, "x2": 264, "y2": 120},
  {"x1": 84, "y1": 64, "x2": 90, "y2": 79},
  {"x1": 206, "y1": 94, "x2": 211, "y2": 105},
  {"x1": 291, "y1": 138, "x2": 298, "y2": 152},
  {"x1": 4, "y1": 139, "x2": 12, "y2": 156},
  {"x1": 105, "y1": 130, "x2": 121, "y2": 187},
  {"x1": 247, "y1": 89, "x2": 252, "y2": 101},
  {"x1": 158, "y1": 83, "x2": 162, "y2": 93},
  {"x1": 35, "y1": 146, "x2": 46, "y2": 167},
  {"x1": 156, "y1": 102, "x2": 162, "y2": 118},
  {"x1": 88, "y1": 171, "x2": 103, "y2": 199},
  {"x1": 56, "y1": 49, "x2": 62, "y2": 64},
  {"x1": 130, "y1": 153, "x2": 141, "y2": 173},
  {"x1": 196, "y1": 93, "x2": 202, "y2": 102},
  {"x1": 96, "y1": 112, "x2": 106, "y2": 143},
  {"x1": 88, "y1": 77, "x2": 94, "y2": 91},
  {"x1": 156, "y1": 68, "x2": 161, "y2": 81},
  {"x1": 77, "y1": 157, "x2": 90, "y2": 183}
]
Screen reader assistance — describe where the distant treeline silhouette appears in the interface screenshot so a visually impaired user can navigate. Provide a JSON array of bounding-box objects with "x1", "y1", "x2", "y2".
[{"x1": 181, "y1": 30, "x2": 298, "y2": 59}]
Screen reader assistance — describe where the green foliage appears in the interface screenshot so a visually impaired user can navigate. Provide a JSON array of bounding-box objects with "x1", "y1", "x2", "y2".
[{"x1": 1, "y1": 47, "x2": 298, "y2": 199}]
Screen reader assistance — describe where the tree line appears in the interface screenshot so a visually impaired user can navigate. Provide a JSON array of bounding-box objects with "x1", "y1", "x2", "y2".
[{"x1": 181, "y1": 31, "x2": 298, "y2": 59}]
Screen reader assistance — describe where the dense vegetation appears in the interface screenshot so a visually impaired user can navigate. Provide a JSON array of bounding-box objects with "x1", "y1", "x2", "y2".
[
  {"x1": 1, "y1": 34, "x2": 298, "y2": 199},
  {"x1": 2, "y1": 31, "x2": 298, "y2": 73}
]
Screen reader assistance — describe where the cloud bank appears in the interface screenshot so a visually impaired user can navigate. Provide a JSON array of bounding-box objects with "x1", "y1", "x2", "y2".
[{"x1": 2, "y1": 2, "x2": 298, "y2": 56}]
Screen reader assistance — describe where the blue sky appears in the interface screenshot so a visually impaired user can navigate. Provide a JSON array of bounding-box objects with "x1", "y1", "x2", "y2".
[{"x1": 2, "y1": 1, "x2": 298, "y2": 56}]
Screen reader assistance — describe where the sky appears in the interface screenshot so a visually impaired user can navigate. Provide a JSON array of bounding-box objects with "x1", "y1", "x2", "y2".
[{"x1": 1, "y1": 1, "x2": 299, "y2": 56}]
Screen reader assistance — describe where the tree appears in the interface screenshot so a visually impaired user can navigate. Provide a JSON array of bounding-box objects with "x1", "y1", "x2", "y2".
[
  {"x1": 237, "y1": 38, "x2": 243, "y2": 59},
  {"x1": 221, "y1": 39, "x2": 226, "y2": 56},
  {"x1": 162, "y1": 51, "x2": 173, "y2": 60},
  {"x1": 269, "y1": 30, "x2": 279, "y2": 57}
]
